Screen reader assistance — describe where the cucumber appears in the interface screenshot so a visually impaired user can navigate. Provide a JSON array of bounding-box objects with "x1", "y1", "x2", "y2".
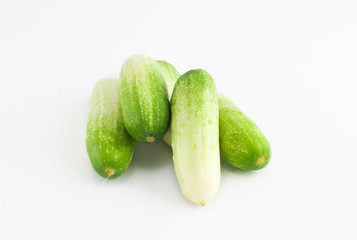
[
  {"x1": 218, "y1": 94, "x2": 271, "y2": 170},
  {"x1": 86, "y1": 78, "x2": 135, "y2": 179},
  {"x1": 171, "y1": 69, "x2": 220, "y2": 206},
  {"x1": 119, "y1": 55, "x2": 170, "y2": 143},
  {"x1": 156, "y1": 60, "x2": 180, "y2": 145},
  {"x1": 156, "y1": 60, "x2": 180, "y2": 100},
  {"x1": 156, "y1": 60, "x2": 271, "y2": 170}
]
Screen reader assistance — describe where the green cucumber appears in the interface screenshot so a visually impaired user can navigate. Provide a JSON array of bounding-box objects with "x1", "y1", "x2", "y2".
[
  {"x1": 218, "y1": 94, "x2": 271, "y2": 170},
  {"x1": 119, "y1": 55, "x2": 170, "y2": 143},
  {"x1": 171, "y1": 69, "x2": 220, "y2": 206},
  {"x1": 156, "y1": 60, "x2": 180, "y2": 145},
  {"x1": 86, "y1": 78, "x2": 135, "y2": 179},
  {"x1": 157, "y1": 60, "x2": 271, "y2": 170}
]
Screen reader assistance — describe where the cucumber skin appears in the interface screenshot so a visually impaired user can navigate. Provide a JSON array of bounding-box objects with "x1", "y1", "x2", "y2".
[
  {"x1": 158, "y1": 60, "x2": 271, "y2": 170},
  {"x1": 86, "y1": 78, "x2": 135, "y2": 179},
  {"x1": 119, "y1": 55, "x2": 170, "y2": 143},
  {"x1": 171, "y1": 69, "x2": 220, "y2": 206},
  {"x1": 157, "y1": 60, "x2": 180, "y2": 101},
  {"x1": 218, "y1": 94, "x2": 271, "y2": 170},
  {"x1": 156, "y1": 60, "x2": 180, "y2": 145}
]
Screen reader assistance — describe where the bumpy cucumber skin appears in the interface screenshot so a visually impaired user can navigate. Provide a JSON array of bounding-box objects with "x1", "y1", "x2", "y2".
[
  {"x1": 157, "y1": 61, "x2": 271, "y2": 170},
  {"x1": 218, "y1": 94, "x2": 271, "y2": 170},
  {"x1": 156, "y1": 60, "x2": 180, "y2": 145},
  {"x1": 171, "y1": 69, "x2": 220, "y2": 206},
  {"x1": 119, "y1": 55, "x2": 170, "y2": 143},
  {"x1": 86, "y1": 78, "x2": 135, "y2": 179}
]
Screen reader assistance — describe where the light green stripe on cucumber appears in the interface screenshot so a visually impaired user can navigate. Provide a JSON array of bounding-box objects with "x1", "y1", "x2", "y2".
[{"x1": 86, "y1": 78, "x2": 135, "y2": 179}]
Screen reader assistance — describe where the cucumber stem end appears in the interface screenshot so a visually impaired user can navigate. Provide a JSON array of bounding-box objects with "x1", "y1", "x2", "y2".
[
  {"x1": 105, "y1": 168, "x2": 115, "y2": 177},
  {"x1": 257, "y1": 156, "x2": 266, "y2": 167},
  {"x1": 146, "y1": 137, "x2": 155, "y2": 142}
]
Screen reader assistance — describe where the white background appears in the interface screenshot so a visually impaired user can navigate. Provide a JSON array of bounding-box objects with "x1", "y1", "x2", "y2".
[{"x1": 1, "y1": 0, "x2": 356, "y2": 239}]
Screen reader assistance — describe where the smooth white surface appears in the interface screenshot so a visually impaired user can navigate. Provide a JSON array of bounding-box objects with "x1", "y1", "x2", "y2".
[{"x1": 1, "y1": 0, "x2": 356, "y2": 239}]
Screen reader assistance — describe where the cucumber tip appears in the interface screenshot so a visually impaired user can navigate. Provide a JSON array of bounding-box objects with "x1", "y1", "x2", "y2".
[
  {"x1": 105, "y1": 168, "x2": 115, "y2": 177},
  {"x1": 257, "y1": 156, "x2": 266, "y2": 167},
  {"x1": 146, "y1": 137, "x2": 155, "y2": 142}
]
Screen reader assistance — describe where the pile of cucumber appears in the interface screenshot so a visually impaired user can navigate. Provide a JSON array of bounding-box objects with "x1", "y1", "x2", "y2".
[{"x1": 86, "y1": 55, "x2": 271, "y2": 206}]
